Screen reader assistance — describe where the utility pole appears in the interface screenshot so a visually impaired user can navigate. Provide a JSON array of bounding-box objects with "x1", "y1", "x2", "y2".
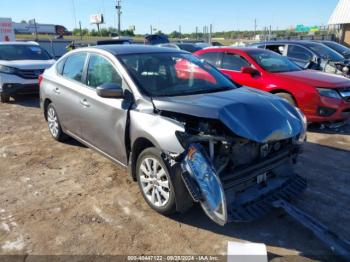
[
  {"x1": 34, "y1": 18, "x2": 38, "y2": 41},
  {"x1": 179, "y1": 25, "x2": 181, "y2": 40},
  {"x1": 209, "y1": 24, "x2": 213, "y2": 45},
  {"x1": 254, "y1": 18, "x2": 257, "y2": 38},
  {"x1": 116, "y1": 0, "x2": 122, "y2": 35},
  {"x1": 150, "y1": 25, "x2": 153, "y2": 35},
  {"x1": 195, "y1": 26, "x2": 198, "y2": 40},
  {"x1": 79, "y1": 21, "x2": 82, "y2": 40}
]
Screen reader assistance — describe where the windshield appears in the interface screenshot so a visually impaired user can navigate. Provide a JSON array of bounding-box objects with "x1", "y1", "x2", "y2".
[
  {"x1": 323, "y1": 41, "x2": 350, "y2": 57},
  {"x1": 118, "y1": 52, "x2": 236, "y2": 97},
  {"x1": 0, "y1": 45, "x2": 52, "y2": 61},
  {"x1": 304, "y1": 42, "x2": 344, "y2": 61},
  {"x1": 248, "y1": 50, "x2": 302, "y2": 73}
]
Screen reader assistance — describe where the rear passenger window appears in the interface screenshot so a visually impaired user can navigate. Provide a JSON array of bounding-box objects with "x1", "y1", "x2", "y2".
[
  {"x1": 266, "y1": 45, "x2": 286, "y2": 55},
  {"x1": 287, "y1": 45, "x2": 312, "y2": 61},
  {"x1": 198, "y1": 52, "x2": 222, "y2": 67},
  {"x1": 56, "y1": 58, "x2": 65, "y2": 74},
  {"x1": 222, "y1": 53, "x2": 250, "y2": 71},
  {"x1": 62, "y1": 53, "x2": 87, "y2": 82},
  {"x1": 86, "y1": 54, "x2": 122, "y2": 88}
]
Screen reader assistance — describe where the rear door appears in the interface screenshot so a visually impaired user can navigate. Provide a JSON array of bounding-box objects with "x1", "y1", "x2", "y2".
[
  {"x1": 51, "y1": 52, "x2": 88, "y2": 137},
  {"x1": 78, "y1": 53, "x2": 131, "y2": 165},
  {"x1": 198, "y1": 51, "x2": 223, "y2": 67}
]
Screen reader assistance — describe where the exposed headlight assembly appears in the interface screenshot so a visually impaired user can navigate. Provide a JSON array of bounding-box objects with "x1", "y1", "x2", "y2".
[
  {"x1": 0, "y1": 65, "x2": 16, "y2": 74},
  {"x1": 316, "y1": 88, "x2": 341, "y2": 99}
]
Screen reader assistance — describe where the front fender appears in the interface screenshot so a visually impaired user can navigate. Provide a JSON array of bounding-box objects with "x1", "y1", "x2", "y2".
[{"x1": 129, "y1": 110, "x2": 185, "y2": 155}]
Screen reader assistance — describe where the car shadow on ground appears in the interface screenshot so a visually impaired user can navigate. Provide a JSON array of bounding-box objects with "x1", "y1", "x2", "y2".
[
  {"x1": 7, "y1": 95, "x2": 40, "y2": 108},
  {"x1": 63, "y1": 137, "x2": 88, "y2": 148},
  {"x1": 167, "y1": 141, "x2": 350, "y2": 262},
  {"x1": 308, "y1": 122, "x2": 350, "y2": 135}
]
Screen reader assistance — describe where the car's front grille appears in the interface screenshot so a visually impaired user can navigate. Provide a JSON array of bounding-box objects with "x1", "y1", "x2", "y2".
[
  {"x1": 339, "y1": 88, "x2": 350, "y2": 102},
  {"x1": 15, "y1": 69, "x2": 45, "y2": 79}
]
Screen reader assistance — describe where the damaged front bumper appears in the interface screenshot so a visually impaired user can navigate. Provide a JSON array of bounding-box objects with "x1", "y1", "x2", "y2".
[{"x1": 179, "y1": 143, "x2": 306, "y2": 226}]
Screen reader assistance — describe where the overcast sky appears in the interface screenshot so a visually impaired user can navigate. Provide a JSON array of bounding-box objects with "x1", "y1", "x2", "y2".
[{"x1": 1, "y1": 0, "x2": 340, "y2": 33}]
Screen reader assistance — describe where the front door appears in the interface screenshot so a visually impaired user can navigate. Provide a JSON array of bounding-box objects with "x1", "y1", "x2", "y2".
[
  {"x1": 286, "y1": 45, "x2": 313, "y2": 68},
  {"x1": 220, "y1": 52, "x2": 264, "y2": 89},
  {"x1": 79, "y1": 53, "x2": 131, "y2": 165}
]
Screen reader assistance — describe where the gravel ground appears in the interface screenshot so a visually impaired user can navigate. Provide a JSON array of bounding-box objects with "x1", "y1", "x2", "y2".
[{"x1": 0, "y1": 95, "x2": 349, "y2": 262}]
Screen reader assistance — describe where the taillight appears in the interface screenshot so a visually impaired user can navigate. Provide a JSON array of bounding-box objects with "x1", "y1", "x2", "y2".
[{"x1": 38, "y1": 74, "x2": 43, "y2": 87}]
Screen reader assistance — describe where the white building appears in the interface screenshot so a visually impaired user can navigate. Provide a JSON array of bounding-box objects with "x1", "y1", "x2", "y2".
[{"x1": 328, "y1": 0, "x2": 350, "y2": 46}]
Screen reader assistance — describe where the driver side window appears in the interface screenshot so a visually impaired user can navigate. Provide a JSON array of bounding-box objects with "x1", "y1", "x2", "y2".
[
  {"x1": 86, "y1": 54, "x2": 122, "y2": 88},
  {"x1": 221, "y1": 53, "x2": 251, "y2": 71},
  {"x1": 287, "y1": 45, "x2": 312, "y2": 61}
]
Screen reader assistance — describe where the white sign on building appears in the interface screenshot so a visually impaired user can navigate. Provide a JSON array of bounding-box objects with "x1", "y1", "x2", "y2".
[{"x1": 0, "y1": 18, "x2": 15, "y2": 41}]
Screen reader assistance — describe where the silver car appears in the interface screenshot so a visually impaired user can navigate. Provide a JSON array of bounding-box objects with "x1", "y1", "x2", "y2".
[{"x1": 40, "y1": 45, "x2": 307, "y2": 225}]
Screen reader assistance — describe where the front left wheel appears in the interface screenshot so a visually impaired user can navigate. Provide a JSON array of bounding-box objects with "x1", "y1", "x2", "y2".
[{"x1": 136, "y1": 147, "x2": 176, "y2": 214}]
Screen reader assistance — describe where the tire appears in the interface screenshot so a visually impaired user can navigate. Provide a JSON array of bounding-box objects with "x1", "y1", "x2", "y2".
[
  {"x1": 136, "y1": 147, "x2": 176, "y2": 214},
  {"x1": 0, "y1": 93, "x2": 10, "y2": 103},
  {"x1": 275, "y1": 92, "x2": 296, "y2": 106},
  {"x1": 46, "y1": 103, "x2": 66, "y2": 141}
]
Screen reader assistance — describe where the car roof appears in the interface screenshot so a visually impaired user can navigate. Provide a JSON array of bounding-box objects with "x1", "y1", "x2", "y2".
[
  {"x1": 92, "y1": 44, "x2": 187, "y2": 55},
  {"x1": 201, "y1": 46, "x2": 265, "y2": 53},
  {"x1": 257, "y1": 40, "x2": 320, "y2": 46},
  {"x1": 0, "y1": 41, "x2": 39, "y2": 46}
]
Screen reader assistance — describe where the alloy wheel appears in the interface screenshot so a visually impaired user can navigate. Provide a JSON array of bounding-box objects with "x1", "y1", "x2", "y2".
[
  {"x1": 139, "y1": 157, "x2": 170, "y2": 207},
  {"x1": 47, "y1": 107, "x2": 59, "y2": 138}
]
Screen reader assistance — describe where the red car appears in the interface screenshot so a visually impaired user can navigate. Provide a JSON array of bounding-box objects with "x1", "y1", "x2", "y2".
[{"x1": 195, "y1": 47, "x2": 350, "y2": 123}]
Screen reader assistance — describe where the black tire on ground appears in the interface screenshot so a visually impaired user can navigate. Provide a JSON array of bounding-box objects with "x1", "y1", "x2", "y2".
[
  {"x1": 136, "y1": 147, "x2": 176, "y2": 215},
  {"x1": 46, "y1": 103, "x2": 67, "y2": 142},
  {"x1": 275, "y1": 92, "x2": 296, "y2": 106},
  {"x1": 0, "y1": 93, "x2": 10, "y2": 103}
]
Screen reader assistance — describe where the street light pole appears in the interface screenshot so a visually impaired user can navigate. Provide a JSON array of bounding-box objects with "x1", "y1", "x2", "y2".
[{"x1": 116, "y1": 0, "x2": 122, "y2": 35}]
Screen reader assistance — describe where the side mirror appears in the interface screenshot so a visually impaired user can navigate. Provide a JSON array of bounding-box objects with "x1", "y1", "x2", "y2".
[
  {"x1": 96, "y1": 83, "x2": 124, "y2": 98},
  {"x1": 241, "y1": 66, "x2": 260, "y2": 76}
]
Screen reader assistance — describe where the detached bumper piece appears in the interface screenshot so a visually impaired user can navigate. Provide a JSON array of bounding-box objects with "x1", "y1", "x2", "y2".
[
  {"x1": 273, "y1": 200, "x2": 350, "y2": 261},
  {"x1": 227, "y1": 175, "x2": 306, "y2": 222}
]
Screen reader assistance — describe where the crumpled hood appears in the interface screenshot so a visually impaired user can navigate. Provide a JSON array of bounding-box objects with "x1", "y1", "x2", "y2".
[
  {"x1": 0, "y1": 60, "x2": 55, "y2": 70},
  {"x1": 277, "y1": 70, "x2": 350, "y2": 88},
  {"x1": 153, "y1": 87, "x2": 303, "y2": 143}
]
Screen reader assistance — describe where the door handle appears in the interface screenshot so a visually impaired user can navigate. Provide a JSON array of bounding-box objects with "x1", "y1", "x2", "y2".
[
  {"x1": 80, "y1": 98, "x2": 90, "y2": 107},
  {"x1": 53, "y1": 87, "x2": 60, "y2": 94}
]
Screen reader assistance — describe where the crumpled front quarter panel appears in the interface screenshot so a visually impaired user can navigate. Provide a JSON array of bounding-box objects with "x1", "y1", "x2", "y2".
[{"x1": 130, "y1": 106, "x2": 185, "y2": 154}]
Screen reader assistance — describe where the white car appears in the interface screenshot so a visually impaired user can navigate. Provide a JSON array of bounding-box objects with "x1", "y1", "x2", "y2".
[{"x1": 0, "y1": 41, "x2": 55, "y2": 102}]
